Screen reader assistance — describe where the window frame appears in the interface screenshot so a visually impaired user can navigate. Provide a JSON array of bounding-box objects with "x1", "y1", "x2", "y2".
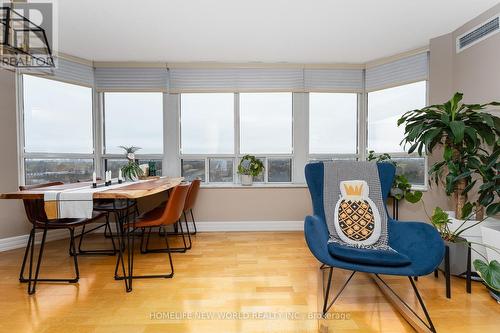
[
  {"x1": 18, "y1": 74, "x2": 97, "y2": 185},
  {"x1": 179, "y1": 92, "x2": 294, "y2": 184},
  {"x1": 16, "y1": 72, "x2": 428, "y2": 189},
  {"x1": 365, "y1": 80, "x2": 429, "y2": 190},
  {"x1": 100, "y1": 92, "x2": 165, "y2": 177}
]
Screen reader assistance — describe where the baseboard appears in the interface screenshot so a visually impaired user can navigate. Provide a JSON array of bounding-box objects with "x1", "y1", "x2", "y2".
[
  {"x1": 0, "y1": 221, "x2": 303, "y2": 252},
  {"x1": 0, "y1": 227, "x2": 84, "y2": 253}
]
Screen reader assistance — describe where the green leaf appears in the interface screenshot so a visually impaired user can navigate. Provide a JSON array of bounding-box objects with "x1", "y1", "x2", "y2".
[
  {"x1": 404, "y1": 191, "x2": 422, "y2": 204},
  {"x1": 431, "y1": 207, "x2": 450, "y2": 227},
  {"x1": 473, "y1": 259, "x2": 500, "y2": 292},
  {"x1": 461, "y1": 202, "x2": 474, "y2": 219},
  {"x1": 481, "y1": 113, "x2": 495, "y2": 128},
  {"x1": 486, "y1": 203, "x2": 500, "y2": 216},
  {"x1": 449, "y1": 120, "x2": 465, "y2": 143},
  {"x1": 443, "y1": 146, "x2": 453, "y2": 161}
]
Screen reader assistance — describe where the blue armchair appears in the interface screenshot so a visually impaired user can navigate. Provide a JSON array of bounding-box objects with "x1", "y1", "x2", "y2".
[{"x1": 304, "y1": 162, "x2": 444, "y2": 332}]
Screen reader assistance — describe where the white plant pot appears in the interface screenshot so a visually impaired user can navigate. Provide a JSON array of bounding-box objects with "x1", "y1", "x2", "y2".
[
  {"x1": 241, "y1": 175, "x2": 253, "y2": 186},
  {"x1": 480, "y1": 217, "x2": 500, "y2": 263}
]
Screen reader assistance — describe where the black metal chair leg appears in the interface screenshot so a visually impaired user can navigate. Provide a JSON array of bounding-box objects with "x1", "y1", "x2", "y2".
[
  {"x1": 190, "y1": 209, "x2": 197, "y2": 235},
  {"x1": 69, "y1": 228, "x2": 80, "y2": 281},
  {"x1": 28, "y1": 227, "x2": 48, "y2": 295},
  {"x1": 321, "y1": 267, "x2": 356, "y2": 316},
  {"x1": 183, "y1": 212, "x2": 192, "y2": 250},
  {"x1": 77, "y1": 214, "x2": 117, "y2": 256},
  {"x1": 19, "y1": 227, "x2": 35, "y2": 282},
  {"x1": 408, "y1": 277, "x2": 437, "y2": 333}
]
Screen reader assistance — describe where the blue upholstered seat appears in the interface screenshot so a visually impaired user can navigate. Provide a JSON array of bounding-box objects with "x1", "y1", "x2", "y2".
[
  {"x1": 304, "y1": 162, "x2": 445, "y2": 277},
  {"x1": 327, "y1": 242, "x2": 411, "y2": 267}
]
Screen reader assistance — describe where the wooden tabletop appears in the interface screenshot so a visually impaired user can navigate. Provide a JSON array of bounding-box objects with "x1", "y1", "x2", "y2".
[{"x1": 0, "y1": 177, "x2": 184, "y2": 200}]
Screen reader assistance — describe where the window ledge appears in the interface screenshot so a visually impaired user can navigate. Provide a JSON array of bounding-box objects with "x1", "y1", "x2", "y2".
[{"x1": 201, "y1": 183, "x2": 307, "y2": 189}]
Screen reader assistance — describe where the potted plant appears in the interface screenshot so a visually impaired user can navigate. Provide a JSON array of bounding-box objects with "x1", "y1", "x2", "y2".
[
  {"x1": 366, "y1": 151, "x2": 422, "y2": 203},
  {"x1": 398, "y1": 92, "x2": 500, "y2": 296},
  {"x1": 119, "y1": 146, "x2": 144, "y2": 181},
  {"x1": 237, "y1": 155, "x2": 264, "y2": 186},
  {"x1": 398, "y1": 92, "x2": 499, "y2": 218}
]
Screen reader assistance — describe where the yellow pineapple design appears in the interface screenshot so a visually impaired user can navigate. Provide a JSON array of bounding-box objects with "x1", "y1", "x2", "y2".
[{"x1": 334, "y1": 180, "x2": 381, "y2": 246}]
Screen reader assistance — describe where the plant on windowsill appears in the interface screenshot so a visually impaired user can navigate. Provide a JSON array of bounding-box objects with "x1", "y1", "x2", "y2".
[
  {"x1": 237, "y1": 155, "x2": 264, "y2": 186},
  {"x1": 119, "y1": 146, "x2": 144, "y2": 181},
  {"x1": 366, "y1": 151, "x2": 422, "y2": 203}
]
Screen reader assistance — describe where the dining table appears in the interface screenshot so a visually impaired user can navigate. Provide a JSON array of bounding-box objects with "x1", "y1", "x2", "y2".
[{"x1": 0, "y1": 176, "x2": 184, "y2": 292}]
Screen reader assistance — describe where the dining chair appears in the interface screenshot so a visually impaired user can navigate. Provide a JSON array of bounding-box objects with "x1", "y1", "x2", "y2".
[
  {"x1": 18, "y1": 182, "x2": 108, "y2": 294},
  {"x1": 115, "y1": 183, "x2": 190, "y2": 281},
  {"x1": 183, "y1": 179, "x2": 201, "y2": 235}
]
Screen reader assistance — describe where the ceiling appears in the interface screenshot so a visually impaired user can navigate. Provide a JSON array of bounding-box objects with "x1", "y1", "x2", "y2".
[{"x1": 53, "y1": 0, "x2": 500, "y2": 64}]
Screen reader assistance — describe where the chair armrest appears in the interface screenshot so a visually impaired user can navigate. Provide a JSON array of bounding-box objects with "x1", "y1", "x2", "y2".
[
  {"x1": 304, "y1": 215, "x2": 332, "y2": 264},
  {"x1": 389, "y1": 219, "x2": 445, "y2": 275}
]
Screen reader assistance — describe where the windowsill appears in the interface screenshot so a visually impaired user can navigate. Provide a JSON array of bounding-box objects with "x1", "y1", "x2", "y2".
[{"x1": 201, "y1": 183, "x2": 307, "y2": 189}]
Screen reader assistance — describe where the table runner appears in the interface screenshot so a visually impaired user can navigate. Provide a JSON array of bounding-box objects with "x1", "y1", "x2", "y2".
[{"x1": 44, "y1": 180, "x2": 141, "y2": 219}]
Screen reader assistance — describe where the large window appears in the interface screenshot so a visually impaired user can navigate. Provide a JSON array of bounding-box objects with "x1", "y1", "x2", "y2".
[
  {"x1": 180, "y1": 92, "x2": 293, "y2": 183},
  {"x1": 367, "y1": 81, "x2": 427, "y2": 186},
  {"x1": 23, "y1": 75, "x2": 93, "y2": 154},
  {"x1": 22, "y1": 75, "x2": 94, "y2": 184},
  {"x1": 180, "y1": 93, "x2": 234, "y2": 154},
  {"x1": 309, "y1": 93, "x2": 358, "y2": 155},
  {"x1": 240, "y1": 93, "x2": 293, "y2": 154},
  {"x1": 367, "y1": 81, "x2": 426, "y2": 153},
  {"x1": 104, "y1": 92, "x2": 163, "y2": 154}
]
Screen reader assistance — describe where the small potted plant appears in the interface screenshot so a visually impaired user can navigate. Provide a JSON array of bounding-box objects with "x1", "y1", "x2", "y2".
[
  {"x1": 237, "y1": 155, "x2": 264, "y2": 186},
  {"x1": 366, "y1": 151, "x2": 422, "y2": 203},
  {"x1": 119, "y1": 146, "x2": 144, "y2": 181}
]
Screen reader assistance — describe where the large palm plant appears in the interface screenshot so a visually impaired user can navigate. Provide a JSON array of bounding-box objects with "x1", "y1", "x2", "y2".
[{"x1": 397, "y1": 92, "x2": 500, "y2": 217}]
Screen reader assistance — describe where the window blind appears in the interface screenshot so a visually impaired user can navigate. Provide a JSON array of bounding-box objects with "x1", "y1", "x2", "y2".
[
  {"x1": 94, "y1": 67, "x2": 168, "y2": 91},
  {"x1": 169, "y1": 68, "x2": 304, "y2": 93},
  {"x1": 304, "y1": 68, "x2": 363, "y2": 92},
  {"x1": 365, "y1": 52, "x2": 429, "y2": 92}
]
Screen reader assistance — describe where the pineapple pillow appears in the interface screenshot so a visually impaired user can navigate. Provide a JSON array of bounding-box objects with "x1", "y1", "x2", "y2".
[{"x1": 333, "y1": 180, "x2": 382, "y2": 246}]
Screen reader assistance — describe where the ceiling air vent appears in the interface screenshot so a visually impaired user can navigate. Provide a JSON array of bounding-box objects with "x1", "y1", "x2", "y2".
[{"x1": 457, "y1": 15, "x2": 499, "y2": 53}]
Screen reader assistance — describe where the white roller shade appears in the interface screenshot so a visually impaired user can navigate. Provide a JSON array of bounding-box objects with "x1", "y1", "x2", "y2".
[
  {"x1": 304, "y1": 68, "x2": 363, "y2": 92},
  {"x1": 169, "y1": 68, "x2": 304, "y2": 92},
  {"x1": 20, "y1": 57, "x2": 95, "y2": 87},
  {"x1": 95, "y1": 67, "x2": 168, "y2": 91},
  {"x1": 365, "y1": 52, "x2": 429, "y2": 92}
]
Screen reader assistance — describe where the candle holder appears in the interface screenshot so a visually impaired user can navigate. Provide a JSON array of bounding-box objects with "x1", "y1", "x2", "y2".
[{"x1": 92, "y1": 183, "x2": 97, "y2": 188}]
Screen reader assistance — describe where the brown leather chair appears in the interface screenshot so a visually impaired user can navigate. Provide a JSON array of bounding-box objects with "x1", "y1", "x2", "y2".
[
  {"x1": 116, "y1": 183, "x2": 190, "y2": 281},
  {"x1": 183, "y1": 179, "x2": 201, "y2": 235},
  {"x1": 19, "y1": 182, "x2": 107, "y2": 294}
]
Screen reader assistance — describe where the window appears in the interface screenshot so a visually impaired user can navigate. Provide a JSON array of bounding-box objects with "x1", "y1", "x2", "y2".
[
  {"x1": 104, "y1": 159, "x2": 163, "y2": 178},
  {"x1": 309, "y1": 93, "x2": 358, "y2": 155},
  {"x1": 22, "y1": 75, "x2": 94, "y2": 184},
  {"x1": 181, "y1": 159, "x2": 206, "y2": 182},
  {"x1": 367, "y1": 81, "x2": 427, "y2": 186},
  {"x1": 240, "y1": 93, "x2": 293, "y2": 154},
  {"x1": 104, "y1": 92, "x2": 163, "y2": 154},
  {"x1": 268, "y1": 158, "x2": 292, "y2": 182},
  {"x1": 25, "y1": 159, "x2": 94, "y2": 185},
  {"x1": 367, "y1": 81, "x2": 426, "y2": 153},
  {"x1": 23, "y1": 75, "x2": 93, "y2": 154},
  {"x1": 180, "y1": 93, "x2": 234, "y2": 154},
  {"x1": 209, "y1": 158, "x2": 234, "y2": 183}
]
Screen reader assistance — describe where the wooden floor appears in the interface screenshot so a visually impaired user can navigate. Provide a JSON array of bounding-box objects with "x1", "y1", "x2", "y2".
[{"x1": 0, "y1": 231, "x2": 499, "y2": 333}]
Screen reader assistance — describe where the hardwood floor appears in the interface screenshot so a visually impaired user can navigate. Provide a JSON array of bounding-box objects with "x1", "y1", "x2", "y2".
[{"x1": 0, "y1": 231, "x2": 498, "y2": 333}]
